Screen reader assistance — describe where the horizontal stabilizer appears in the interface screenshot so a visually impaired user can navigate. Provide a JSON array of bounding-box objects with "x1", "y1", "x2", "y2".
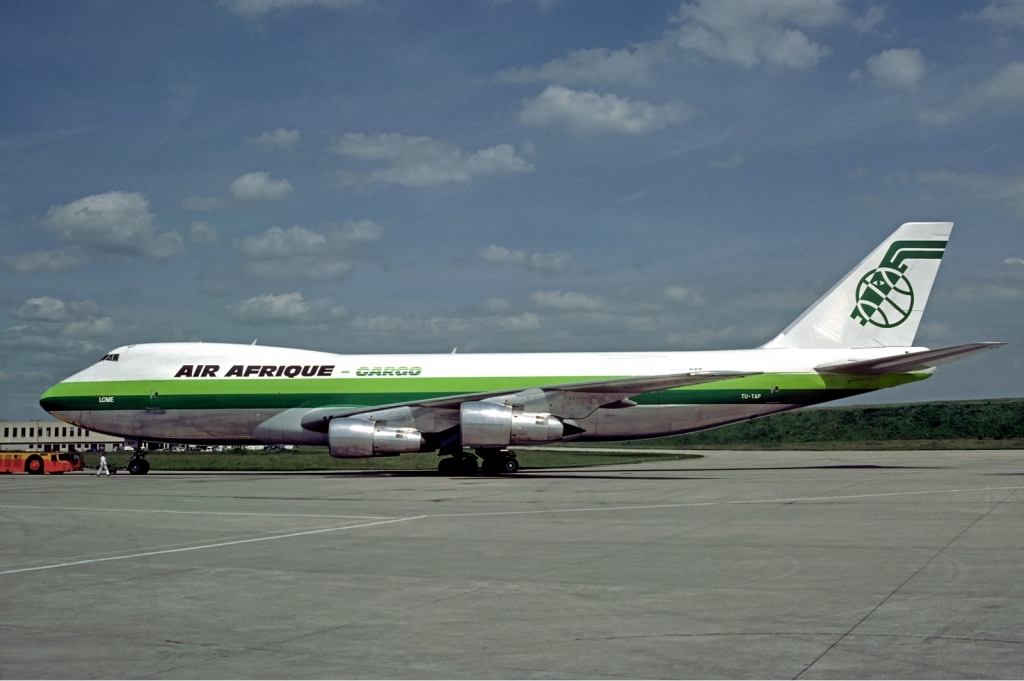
[{"x1": 815, "y1": 342, "x2": 1005, "y2": 375}]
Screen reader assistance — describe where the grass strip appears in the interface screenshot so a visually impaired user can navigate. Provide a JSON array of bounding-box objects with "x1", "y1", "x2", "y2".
[{"x1": 78, "y1": 448, "x2": 701, "y2": 472}]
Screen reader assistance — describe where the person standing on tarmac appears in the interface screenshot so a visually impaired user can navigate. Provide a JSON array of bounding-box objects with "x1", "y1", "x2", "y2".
[{"x1": 97, "y1": 454, "x2": 110, "y2": 476}]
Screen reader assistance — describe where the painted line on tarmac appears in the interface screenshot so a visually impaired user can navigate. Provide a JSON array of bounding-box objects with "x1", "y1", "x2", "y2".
[
  {"x1": 429, "y1": 485, "x2": 1024, "y2": 519},
  {"x1": 732, "y1": 486, "x2": 1024, "y2": 504},
  {"x1": 0, "y1": 504, "x2": 394, "y2": 521},
  {"x1": 0, "y1": 516, "x2": 424, "y2": 576},
  {"x1": 6, "y1": 486, "x2": 1015, "y2": 525},
  {"x1": 3, "y1": 485, "x2": 1018, "y2": 576}
]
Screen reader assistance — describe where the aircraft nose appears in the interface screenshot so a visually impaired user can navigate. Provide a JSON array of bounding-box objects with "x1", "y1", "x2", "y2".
[
  {"x1": 39, "y1": 381, "x2": 69, "y2": 415},
  {"x1": 40, "y1": 384, "x2": 56, "y2": 414}
]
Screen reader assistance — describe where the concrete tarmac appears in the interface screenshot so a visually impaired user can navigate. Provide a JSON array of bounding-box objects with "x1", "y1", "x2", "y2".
[{"x1": 1, "y1": 450, "x2": 1022, "y2": 679}]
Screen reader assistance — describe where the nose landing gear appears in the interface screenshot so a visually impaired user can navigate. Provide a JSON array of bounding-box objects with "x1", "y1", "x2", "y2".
[{"x1": 125, "y1": 442, "x2": 150, "y2": 475}]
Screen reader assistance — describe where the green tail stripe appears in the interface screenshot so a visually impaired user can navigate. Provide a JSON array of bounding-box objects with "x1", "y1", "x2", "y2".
[{"x1": 880, "y1": 240, "x2": 946, "y2": 270}]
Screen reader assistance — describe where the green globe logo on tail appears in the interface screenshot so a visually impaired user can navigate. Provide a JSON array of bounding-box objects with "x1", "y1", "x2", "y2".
[
  {"x1": 852, "y1": 267, "x2": 914, "y2": 328},
  {"x1": 851, "y1": 240, "x2": 946, "y2": 328}
]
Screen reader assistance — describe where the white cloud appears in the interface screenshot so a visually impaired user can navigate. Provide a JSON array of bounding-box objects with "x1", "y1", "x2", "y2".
[
  {"x1": 987, "y1": 257, "x2": 1024, "y2": 285},
  {"x1": 476, "y1": 245, "x2": 572, "y2": 272},
  {"x1": 500, "y1": 1, "x2": 868, "y2": 87},
  {"x1": 2, "y1": 248, "x2": 88, "y2": 274},
  {"x1": 917, "y1": 170, "x2": 1024, "y2": 218},
  {"x1": 229, "y1": 171, "x2": 294, "y2": 201},
  {"x1": 14, "y1": 297, "x2": 99, "y2": 322},
  {"x1": 519, "y1": 85, "x2": 694, "y2": 134},
  {"x1": 237, "y1": 225, "x2": 327, "y2": 260},
  {"x1": 230, "y1": 292, "x2": 346, "y2": 323},
  {"x1": 478, "y1": 245, "x2": 528, "y2": 266},
  {"x1": 851, "y1": 5, "x2": 885, "y2": 32},
  {"x1": 327, "y1": 133, "x2": 534, "y2": 187},
  {"x1": 336, "y1": 218, "x2": 386, "y2": 242},
  {"x1": 483, "y1": 298, "x2": 511, "y2": 312},
  {"x1": 233, "y1": 292, "x2": 302, "y2": 320},
  {"x1": 7, "y1": 297, "x2": 115, "y2": 350},
  {"x1": 181, "y1": 195, "x2": 227, "y2": 211},
  {"x1": 253, "y1": 128, "x2": 300, "y2": 151},
  {"x1": 499, "y1": 311, "x2": 542, "y2": 330},
  {"x1": 974, "y1": 0, "x2": 1024, "y2": 28},
  {"x1": 339, "y1": 288, "x2": 716, "y2": 348},
  {"x1": 59, "y1": 317, "x2": 115, "y2": 338},
  {"x1": 944, "y1": 283, "x2": 1023, "y2": 303},
  {"x1": 492, "y1": 0, "x2": 558, "y2": 9},
  {"x1": 0, "y1": 331, "x2": 107, "y2": 356},
  {"x1": 675, "y1": 0, "x2": 845, "y2": 71},
  {"x1": 497, "y1": 44, "x2": 663, "y2": 85},
  {"x1": 711, "y1": 153, "x2": 745, "y2": 169},
  {"x1": 190, "y1": 221, "x2": 219, "y2": 244},
  {"x1": 350, "y1": 310, "x2": 542, "y2": 336},
  {"x1": 866, "y1": 48, "x2": 926, "y2": 90},
  {"x1": 527, "y1": 251, "x2": 572, "y2": 272},
  {"x1": 984, "y1": 256, "x2": 1024, "y2": 284},
  {"x1": 41, "y1": 191, "x2": 185, "y2": 260},
  {"x1": 663, "y1": 285, "x2": 707, "y2": 305},
  {"x1": 223, "y1": 0, "x2": 361, "y2": 15},
  {"x1": 234, "y1": 220, "x2": 384, "y2": 279},
  {"x1": 531, "y1": 290, "x2": 603, "y2": 311},
  {"x1": 918, "y1": 61, "x2": 1024, "y2": 124}
]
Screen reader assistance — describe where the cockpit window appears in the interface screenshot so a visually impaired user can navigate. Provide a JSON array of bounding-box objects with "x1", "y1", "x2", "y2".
[{"x1": 101, "y1": 353, "x2": 119, "y2": 362}]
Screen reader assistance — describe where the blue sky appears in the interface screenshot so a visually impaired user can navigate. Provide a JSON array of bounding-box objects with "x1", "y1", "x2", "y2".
[{"x1": 2, "y1": 0, "x2": 1023, "y2": 419}]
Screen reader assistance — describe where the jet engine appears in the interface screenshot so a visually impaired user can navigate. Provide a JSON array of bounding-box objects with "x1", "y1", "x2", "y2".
[
  {"x1": 460, "y1": 401, "x2": 565, "y2": 448},
  {"x1": 328, "y1": 418, "x2": 425, "y2": 458}
]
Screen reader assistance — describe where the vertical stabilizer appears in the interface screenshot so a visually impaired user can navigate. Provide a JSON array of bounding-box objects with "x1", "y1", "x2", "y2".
[{"x1": 762, "y1": 222, "x2": 952, "y2": 349}]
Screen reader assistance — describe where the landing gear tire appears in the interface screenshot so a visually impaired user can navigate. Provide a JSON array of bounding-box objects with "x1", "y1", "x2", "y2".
[
  {"x1": 456, "y1": 456, "x2": 478, "y2": 475},
  {"x1": 126, "y1": 451, "x2": 150, "y2": 475},
  {"x1": 438, "y1": 455, "x2": 478, "y2": 475},
  {"x1": 25, "y1": 455, "x2": 44, "y2": 475},
  {"x1": 475, "y1": 449, "x2": 519, "y2": 475}
]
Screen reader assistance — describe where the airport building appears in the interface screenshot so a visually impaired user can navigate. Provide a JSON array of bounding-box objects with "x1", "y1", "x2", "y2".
[{"x1": 0, "y1": 419, "x2": 125, "y2": 452}]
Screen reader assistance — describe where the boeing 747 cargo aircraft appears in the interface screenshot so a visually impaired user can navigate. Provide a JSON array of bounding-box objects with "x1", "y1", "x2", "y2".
[{"x1": 40, "y1": 222, "x2": 1003, "y2": 474}]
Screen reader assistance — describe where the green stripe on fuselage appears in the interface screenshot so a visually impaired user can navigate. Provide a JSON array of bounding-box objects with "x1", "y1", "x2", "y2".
[{"x1": 39, "y1": 373, "x2": 929, "y2": 412}]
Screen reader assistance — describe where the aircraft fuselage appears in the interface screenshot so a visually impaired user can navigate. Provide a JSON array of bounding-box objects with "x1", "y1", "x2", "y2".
[{"x1": 40, "y1": 342, "x2": 929, "y2": 445}]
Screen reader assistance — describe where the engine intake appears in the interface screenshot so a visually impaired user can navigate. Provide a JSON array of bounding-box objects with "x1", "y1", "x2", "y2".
[
  {"x1": 328, "y1": 418, "x2": 425, "y2": 458},
  {"x1": 460, "y1": 401, "x2": 564, "y2": 448}
]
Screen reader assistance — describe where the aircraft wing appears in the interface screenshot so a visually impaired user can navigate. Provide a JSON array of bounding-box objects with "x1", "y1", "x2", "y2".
[
  {"x1": 814, "y1": 342, "x2": 1005, "y2": 376},
  {"x1": 417, "y1": 370, "x2": 757, "y2": 407},
  {"x1": 301, "y1": 370, "x2": 758, "y2": 431}
]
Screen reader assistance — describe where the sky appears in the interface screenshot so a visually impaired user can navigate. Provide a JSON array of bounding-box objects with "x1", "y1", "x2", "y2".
[{"x1": 2, "y1": 0, "x2": 1023, "y2": 419}]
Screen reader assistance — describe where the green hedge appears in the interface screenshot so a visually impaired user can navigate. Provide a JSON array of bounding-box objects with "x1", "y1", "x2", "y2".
[{"x1": 640, "y1": 398, "x2": 1024, "y2": 447}]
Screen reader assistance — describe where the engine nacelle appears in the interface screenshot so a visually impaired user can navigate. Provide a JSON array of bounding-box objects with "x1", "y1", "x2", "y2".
[
  {"x1": 328, "y1": 418, "x2": 425, "y2": 458},
  {"x1": 460, "y1": 401, "x2": 564, "y2": 448}
]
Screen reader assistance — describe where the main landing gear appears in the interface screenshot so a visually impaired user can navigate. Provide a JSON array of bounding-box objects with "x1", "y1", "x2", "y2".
[
  {"x1": 126, "y1": 445, "x2": 150, "y2": 475},
  {"x1": 437, "y1": 453, "x2": 477, "y2": 475},
  {"x1": 437, "y1": 449, "x2": 519, "y2": 476}
]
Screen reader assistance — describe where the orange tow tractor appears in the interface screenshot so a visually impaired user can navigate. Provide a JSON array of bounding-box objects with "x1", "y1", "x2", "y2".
[{"x1": 0, "y1": 451, "x2": 85, "y2": 474}]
